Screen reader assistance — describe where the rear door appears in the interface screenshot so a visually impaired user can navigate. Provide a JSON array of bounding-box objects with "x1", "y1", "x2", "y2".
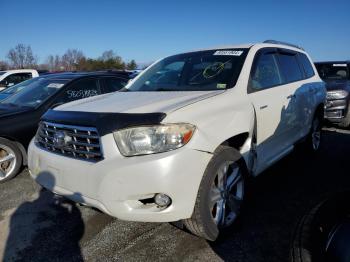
[
  {"x1": 275, "y1": 49, "x2": 306, "y2": 142},
  {"x1": 53, "y1": 77, "x2": 101, "y2": 106},
  {"x1": 248, "y1": 48, "x2": 294, "y2": 174}
]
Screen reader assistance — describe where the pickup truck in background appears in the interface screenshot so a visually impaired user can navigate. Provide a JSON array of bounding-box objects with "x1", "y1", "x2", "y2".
[{"x1": 0, "y1": 69, "x2": 46, "y2": 91}]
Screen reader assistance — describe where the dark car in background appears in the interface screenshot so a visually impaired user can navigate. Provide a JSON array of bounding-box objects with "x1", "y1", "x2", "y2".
[
  {"x1": 315, "y1": 61, "x2": 350, "y2": 127},
  {"x1": 0, "y1": 72, "x2": 131, "y2": 183}
]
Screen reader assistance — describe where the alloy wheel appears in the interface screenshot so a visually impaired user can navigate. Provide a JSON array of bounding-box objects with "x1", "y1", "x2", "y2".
[
  {"x1": 210, "y1": 161, "x2": 244, "y2": 227},
  {"x1": 0, "y1": 144, "x2": 17, "y2": 181}
]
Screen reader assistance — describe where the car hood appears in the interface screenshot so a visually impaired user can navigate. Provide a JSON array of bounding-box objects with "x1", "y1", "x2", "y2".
[
  {"x1": 56, "y1": 91, "x2": 225, "y2": 114},
  {"x1": 324, "y1": 80, "x2": 350, "y2": 92},
  {"x1": 0, "y1": 93, "x2": 11, "y2": 101},
  {"x1": 0, "y1": 104, "x2": 32, "y2": 117}
]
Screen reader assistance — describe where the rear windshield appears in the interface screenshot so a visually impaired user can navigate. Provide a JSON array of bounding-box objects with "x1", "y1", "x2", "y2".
[
  {"x1": 124, "y1": 49, "x2": 249, "y2": 92},
  {"x1": 0, "y1": 72, "x2": 5, "y2": 76},
  {"x1": 315, "y1": 63, "x2": 349, "y2": 80}
]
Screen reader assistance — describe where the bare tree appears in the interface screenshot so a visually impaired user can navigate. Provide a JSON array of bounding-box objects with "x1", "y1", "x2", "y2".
[
  {"x1": 0, "y1": 60, "x2": 9, "y2": 70},
  {"x1": 100, "y1": 50, "x2": 115, "y2": 61},
  {"x1": 61, "y1": 49, "x2": 85, "y2": 71},
  {"x1": 7, "y1": 44, "x2": 38, "y2": 69}
]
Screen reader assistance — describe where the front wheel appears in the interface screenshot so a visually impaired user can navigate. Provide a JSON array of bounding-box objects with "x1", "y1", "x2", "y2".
[
  {"x1": 0, "y1": 138, "x2": 22, "y2": 183},
  {"x1": 183, "y1": 146, "x2": 246, "y2": 241}
]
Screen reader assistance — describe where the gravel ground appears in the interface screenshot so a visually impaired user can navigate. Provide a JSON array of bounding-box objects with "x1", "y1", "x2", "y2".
[{"x1": 1, "y1": 128, "x2": 349, "y2": 262}]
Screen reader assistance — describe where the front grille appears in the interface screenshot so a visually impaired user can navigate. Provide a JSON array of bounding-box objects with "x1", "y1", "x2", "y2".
[{"x1": 36, "y1": 121, "x2": 103, "y2": 161}]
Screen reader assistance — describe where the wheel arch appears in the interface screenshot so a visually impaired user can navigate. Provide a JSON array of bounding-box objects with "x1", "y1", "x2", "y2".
[
  {"x1": 0, "y1": 136, "x2": 27, "y2": 165},
  {"x1": 315, "y1": 103, "x2": 325, "y2": 118},
  {"x1": 220, "y1": 132, "x2": 250, "y2": 151},
  {"x1": 217, "y1": 132, "x2": 252, "y2": 176}
]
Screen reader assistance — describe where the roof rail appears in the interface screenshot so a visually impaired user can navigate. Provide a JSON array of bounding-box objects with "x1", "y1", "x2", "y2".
[{"x1": 263, "y1": 40, "x2": 304, "y2": 51}]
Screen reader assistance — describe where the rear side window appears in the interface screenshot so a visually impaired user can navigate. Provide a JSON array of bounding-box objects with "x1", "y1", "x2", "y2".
[
  {"x1": 298, "y1": 53, "x2": 315, "y2": 78},
  {"x1": 278, "y1": 53, "x2": 303, "y2": 83},
  {"x1": 250, "y1": 52, "x2": 283, "y2": 90},
  {"x1": 104, "y1": 77, "x2": 128, "y2": 92},
  {"x1": 59, "y1": 78, "x2": 101, "y2": 103}
]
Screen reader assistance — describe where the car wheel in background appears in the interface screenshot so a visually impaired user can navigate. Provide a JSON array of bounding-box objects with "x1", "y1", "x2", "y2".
[
  {"x1": 183, "y1": 146, "x2": 247, "y2": 241},
  {"x1": 0, "y1": 138, "x2": 22, "y2": 183},
  {"x1": 290, "y1": 192, "x2": 350, "y2": 262}
]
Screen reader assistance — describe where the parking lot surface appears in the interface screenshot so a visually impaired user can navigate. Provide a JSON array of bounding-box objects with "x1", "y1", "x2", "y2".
[{"x1": 1, "y1": 128, "x2": 349, "y2": 262}]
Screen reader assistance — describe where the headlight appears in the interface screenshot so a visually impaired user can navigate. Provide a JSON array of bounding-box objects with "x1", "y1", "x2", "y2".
[
  {"x1": 327, "y1": 90, "x2": 348, "y2": 100},
  {"x1": 113, "y1": 123, "x2": 196, "y2": 156}
]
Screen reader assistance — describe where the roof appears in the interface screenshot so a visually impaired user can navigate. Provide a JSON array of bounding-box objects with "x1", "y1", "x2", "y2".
[
  {"x1": 314, "y1": 61, "x2": 350, "y2": 64},
  {"x1": 38, "y1": 71, "x2": 133, "y2": 81},
  {"x1": 182, "y1": 41, "x2": 308, "y2": 55}
]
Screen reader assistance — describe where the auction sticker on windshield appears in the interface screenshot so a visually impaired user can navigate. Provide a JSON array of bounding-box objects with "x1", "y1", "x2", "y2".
[
  {"x1": 214, "y1": 50, "x2": 244, "y2": 56},
  {"x1": 47, "y1": 83, "x2": 65, "y2": 88}
]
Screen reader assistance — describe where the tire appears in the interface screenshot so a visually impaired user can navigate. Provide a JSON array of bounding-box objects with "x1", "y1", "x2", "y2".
[
  {"x1": 303, "y1": 113, "x2": 322, "y2": 153},
  {"x1": 290, "y1": 192, "x2": 350, "y2": 262},
  {"x1": 183, "y1": 145, "x2": 247, "y2": 241},
  {"x1": 338, "y1": 105, "x2": 350, "y2": 128},
  {"x1": 0, "y1": 138, "x2": 23, "y2": 183}
]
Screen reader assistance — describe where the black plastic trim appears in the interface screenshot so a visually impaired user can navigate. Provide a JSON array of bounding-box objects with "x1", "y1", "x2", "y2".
[{"x1": 41, "y1": 110, "x2": 167, "y2": 136}]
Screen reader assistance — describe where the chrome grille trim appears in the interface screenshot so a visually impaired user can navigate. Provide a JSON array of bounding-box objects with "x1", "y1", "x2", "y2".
[{"x1": 35, "y1": 121, "x2": 103, "y2": 162}]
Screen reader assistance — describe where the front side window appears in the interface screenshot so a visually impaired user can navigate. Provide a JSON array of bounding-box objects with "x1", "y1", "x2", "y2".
[
  {"x1": 58, "y1": 78, "x2": 101, "y2": 103},
  {"x1": 278, "y1": 53, "x2": 303, "y2": 83},
  {"x1": 250, "y1": 52, "x2": 282, "y2": 90},
  {"x1": 124, "y1": 49, "x2": 248, "y2": 92},
  {"x1": 1, "y1": 77, "x2": 69, "y2": 107},
  {"x1": 104, "y1": 77, "x2": 128, "y2": 92},
  {"x1": 315, "y1": 63, "x2": 349, "y2": 80}
]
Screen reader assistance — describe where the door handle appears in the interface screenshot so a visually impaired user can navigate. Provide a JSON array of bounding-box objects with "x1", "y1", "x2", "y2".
[
  {"x1": 260, "y1": 105, "x2": 268, "y2": 110},
  {"x1": 287, "y1": 94, "x2": 296, "y2": 99}
]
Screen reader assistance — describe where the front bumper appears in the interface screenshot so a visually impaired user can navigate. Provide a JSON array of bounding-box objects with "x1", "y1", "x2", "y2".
[
  {"x1": 325, "y1": 99, "x2": 348, "y2": 122},
  {"x1": 28, "y1": 135, "x2": 212, "y2": 222}
]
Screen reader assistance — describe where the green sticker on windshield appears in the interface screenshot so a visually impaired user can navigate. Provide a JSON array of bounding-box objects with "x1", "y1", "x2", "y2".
[{"x1": 217, "y1": 83, "x2": 226, "y2": 89}]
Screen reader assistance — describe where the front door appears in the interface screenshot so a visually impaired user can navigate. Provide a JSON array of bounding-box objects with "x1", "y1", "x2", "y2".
[{"x1": 248, "y1": 48, "x2": 294, "y2": 174}]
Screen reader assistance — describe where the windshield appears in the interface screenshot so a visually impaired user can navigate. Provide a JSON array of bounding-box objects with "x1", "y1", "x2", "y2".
[
  {"x1": 125, "y1": 49, "x2": 248, "y2": 92},
  {"x1": 1, "y1": 78, "x2": 35, "y2": 94},
  {"x1": 315, "y1": 63, "x2": 349, "y2": 80},
  {"x1": 1, "y1": 77, "x2": 69, "y2": 107}
]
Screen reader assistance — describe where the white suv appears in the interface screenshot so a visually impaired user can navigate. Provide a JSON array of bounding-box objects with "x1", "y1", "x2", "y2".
[
  {"x1": 0, "y1": 69, "x2": 40, "y2": 90},
  {"x1": 28, "y1": 41, "x2": 326, "y2": 241}
]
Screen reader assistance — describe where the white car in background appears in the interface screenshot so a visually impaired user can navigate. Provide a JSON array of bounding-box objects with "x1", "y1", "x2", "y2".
[
  {"x1": 0, "y1": 69, "x2": 40, "y2": 91},
  {"x1": 29, "y1": 40, "x2": 326, "y2": 241}
]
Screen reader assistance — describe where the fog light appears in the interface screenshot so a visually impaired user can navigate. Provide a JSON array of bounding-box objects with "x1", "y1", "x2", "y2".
[{"x1": 154, "y1": 193, "x2": 171, "y2": 207}]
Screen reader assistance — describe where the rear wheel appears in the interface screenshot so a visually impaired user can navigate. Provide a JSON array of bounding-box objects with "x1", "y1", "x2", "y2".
[
  {"x1": 304, "y1": 114, "x2": 322, "y2": 152},
  {"x1": 0, "y1": 138, "x2": 22, "y2": 183},
  {"x1": 183, "y1": 146, "x2": 246, "y2": 241}
]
